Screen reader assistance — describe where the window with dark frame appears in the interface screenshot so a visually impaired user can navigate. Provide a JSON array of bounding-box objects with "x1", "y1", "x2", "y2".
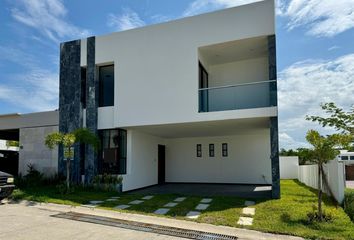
[
  {"x1": 341, "y1": 156, "x2": 349, "y2": 160},
  {"x1": 350, "y1": 156, "x2": 354, "y2": 160},
  {"x1": 209, "y1": 144, "x2": 214, "y2": 157},
  {"x1": 197, "y1": 144, "x2": 202, "y2": 157},
  {"x1": 222, "y1": 143, "x2": 228, "y2": 157},
  {"x1": 99, "y1": 65, "x2": 114, "y2": 107},
  {"x1": 98, "y1": 129, "x2": 127, "y2": 174}
]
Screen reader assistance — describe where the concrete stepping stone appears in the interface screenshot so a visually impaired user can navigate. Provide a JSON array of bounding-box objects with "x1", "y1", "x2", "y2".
[
  {"x1": 174, "y1": 197, "x2": 186, "y2": 202},
  {"x1": 195, "y1": 203, "x2": 209, "y2": 210},
  {"x1": 237, "y1": 216, "x2": 253, "y2": 226},
  {"x1": 114, "y1": 204, "x2": 130, "y2": 210},
  {"x1": 142, "y1": 195, "x2": 154, "y2": 200},
  {"x1": 154, "y1": 208, "x2": 170, "y2": 215},
  {"x1": 81, "y1": 204, "x2": 97, "y2": 208},
  {"x1": 242, "y1": 207, "x2": 255, "y2": 216},
  {"x1": 200, "y1": 198, "x2": 213, "y2": 203},
  {"x1": 244, "y1": 200, "x2": 255, "y2": 206},
  {"x1": 129, "y1": 200, "x2": 144, "y2": 205},
  {"x1": 164, "y1": 202, "x2": 178, "y2": 207},
  {"x1": 110, "y1": 196, "x2": 120, "y2": 199},
  {"x1": 89, "y1": 200, "x2": 104, "y2": 204},
  {"x1": 186, "y1": 211, "x2": 201, "y2": 219},
  {"x1": 106, "y1": 198, "x2": 118, "y2": 202}
]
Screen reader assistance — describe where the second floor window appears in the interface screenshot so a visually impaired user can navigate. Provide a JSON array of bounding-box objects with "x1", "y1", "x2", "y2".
[{"x1": 99, "y1": 65, "x2": 114, "y2": 107}]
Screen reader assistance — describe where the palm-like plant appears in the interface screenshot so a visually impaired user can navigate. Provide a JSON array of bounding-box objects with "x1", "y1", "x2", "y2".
[{"x1": 45, "y1": 128, "x2": 99, "y2": 191}]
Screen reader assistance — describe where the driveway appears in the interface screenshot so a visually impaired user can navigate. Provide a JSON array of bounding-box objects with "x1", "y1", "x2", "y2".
[
  {"x1": 129, "y1": 183, "x2": 272, "y2": 198},
  {"x1": 0, "y1": 202, "x2": 184, "y2": 240}
]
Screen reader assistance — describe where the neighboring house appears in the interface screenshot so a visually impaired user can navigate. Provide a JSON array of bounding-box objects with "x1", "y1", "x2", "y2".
[
  {"x1": 337, "y1": 150, "x2": 354, "y2": 180},
  {"x1": 0, "y1": 0, "x2": 279, "y2": 197},
  {"x1": 0, "y1": 111, "x2": 59, "y2": 176}
]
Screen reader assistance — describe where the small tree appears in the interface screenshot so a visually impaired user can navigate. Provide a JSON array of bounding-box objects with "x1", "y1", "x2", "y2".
[
  {"x1": 307, "y1": 102, "x2": 354, "y2": 136},
  {"x1": 45, "y1": 128, "x2": 99, "y2": 191},
  {"x1": 305, "y1": 130, "x2": 351, "y2": 221}
]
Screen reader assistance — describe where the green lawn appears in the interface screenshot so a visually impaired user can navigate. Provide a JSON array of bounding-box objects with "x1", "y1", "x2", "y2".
[{"x1": 12, "y1": 180, "x2": 354, "y2": 240}]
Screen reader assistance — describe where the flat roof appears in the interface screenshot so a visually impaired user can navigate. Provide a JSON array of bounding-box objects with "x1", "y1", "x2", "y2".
[{"x1": 0, "y1": 110, "x2": 59, "y2": 130}]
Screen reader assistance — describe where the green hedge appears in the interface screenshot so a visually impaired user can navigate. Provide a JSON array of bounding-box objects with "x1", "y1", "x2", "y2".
[{"x1": 344, "y1": 189, "x2": 354, "y2": 221}]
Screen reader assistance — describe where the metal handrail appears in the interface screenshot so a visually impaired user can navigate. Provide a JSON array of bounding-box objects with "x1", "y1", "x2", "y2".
[{"x1": 198, "y1": 80, "x2": 276, "y2": 91}]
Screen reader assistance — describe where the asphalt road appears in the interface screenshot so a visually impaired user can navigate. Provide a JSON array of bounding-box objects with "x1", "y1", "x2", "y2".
[{"x1": 0, "y1": 202, "x2": 186, "y2": 240}]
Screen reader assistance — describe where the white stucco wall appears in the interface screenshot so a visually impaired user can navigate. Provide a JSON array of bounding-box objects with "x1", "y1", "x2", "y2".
[
  {"x1": 165, "y1": 129, "x2": 271, "y2": 184},
  {"x1": 83, "y1": 0, "x2": 275, "y2": 128},
  {"x1": 122, "y1": 130, "x2": 163, "y2": 191},
  {"x1": 19, "y1": 126, "x2": 58, "y2": 177},
  {"x1": 209, "y1": 57, "x2": 269, "y2": 87},
  {"x1": 298, "y1": 160, "x2": 345, "y2": 203},
  {"x1": 279, "y1": 156, "x2": 299, "y2": 179}
]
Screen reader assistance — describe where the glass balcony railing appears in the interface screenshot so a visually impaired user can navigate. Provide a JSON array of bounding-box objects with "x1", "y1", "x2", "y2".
[{"x1": 198, "y1": 80, "x2": 277, "y2": 112}]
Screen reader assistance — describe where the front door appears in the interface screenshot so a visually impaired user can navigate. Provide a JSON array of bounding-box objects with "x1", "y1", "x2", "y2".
[{"x1": 158, "y1": 145, "x2": 165, "y2": 184}]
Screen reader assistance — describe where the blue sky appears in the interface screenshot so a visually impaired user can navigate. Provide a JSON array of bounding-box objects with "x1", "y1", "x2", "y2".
[{"x1": 0, "y1": 0, "x2": 354, "y2": 149}]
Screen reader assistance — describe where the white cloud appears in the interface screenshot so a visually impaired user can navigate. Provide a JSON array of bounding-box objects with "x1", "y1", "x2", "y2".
[
  {"x1": 108, "y1": 8, "x2": 146, "y2": 31},
  {"x1": 279, "y1": 132, "x2": 308, "y2": 150},
  {"x1": 0, "y1": 46, "x2": 58, "y2": 112},
  {"x1": 278, "y1": 53, "x2": 354, "y2": 149},
  {"x1": 278, "y1": 0, "x2": 354, "y2": 37},
  {"x1": 328, "y1": 45, "x2": 340, "y2": 51},
  {"x1": 0, "y1": 69, "x2": 58, "y2": 112},
  {"x1": 11, "y1": 0, "x2": 90, "y2": 42},
  {"x1": 182, "y1": 0, "x2": 262, "y2": 17}
]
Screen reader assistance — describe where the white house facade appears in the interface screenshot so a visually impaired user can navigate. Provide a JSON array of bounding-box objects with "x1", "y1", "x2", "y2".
[{"x1": 0, "y1": 0, "x2": 280, "y2": 198}]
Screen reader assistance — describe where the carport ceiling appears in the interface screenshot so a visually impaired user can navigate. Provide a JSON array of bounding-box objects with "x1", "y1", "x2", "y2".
[
  {"x1": 130, "y1": 117, "x2": 270, "y2": 138},
  {"x1": 0, "y1": 129, "x2": 19, "y2": 141}
]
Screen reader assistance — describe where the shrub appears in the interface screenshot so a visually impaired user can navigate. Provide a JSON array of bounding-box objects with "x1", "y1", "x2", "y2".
[
  {"x1": 344, "y1": 189, "x2": 354, "y2": 221},
  {"x1": 92, "y1": 174, "x2": 123, "y2": 192},
  {"x1": 23, "y1": 164, "x2": 43, "y2": 186}
]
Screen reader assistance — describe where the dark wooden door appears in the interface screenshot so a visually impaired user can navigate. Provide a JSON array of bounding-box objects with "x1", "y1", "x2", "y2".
[{"x1": 158, "y1": 145, "x2": 165, "y2": 184}]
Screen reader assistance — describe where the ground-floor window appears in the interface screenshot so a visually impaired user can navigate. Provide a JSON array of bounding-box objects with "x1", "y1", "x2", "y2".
[{"x1": 98, "y1": 129, "x2": 127, "y2": 174}]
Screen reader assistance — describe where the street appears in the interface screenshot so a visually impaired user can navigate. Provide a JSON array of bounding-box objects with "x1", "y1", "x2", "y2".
[{"x1": 0, "y1": 202, "x2": 185, "y2": 240}]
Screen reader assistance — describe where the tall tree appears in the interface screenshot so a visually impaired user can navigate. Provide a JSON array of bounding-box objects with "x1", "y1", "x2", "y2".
[
  {"x1": 45, "y1": 128, "x2": 99, "y2": 191},
  {"x1": 305, "y1": 130, "x2": 351, "y2": 221}
]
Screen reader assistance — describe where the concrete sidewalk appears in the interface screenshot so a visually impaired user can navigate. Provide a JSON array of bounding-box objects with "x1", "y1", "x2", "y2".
[{"x1": 9, "y1": 200, "x2": 303, "y2": 240}]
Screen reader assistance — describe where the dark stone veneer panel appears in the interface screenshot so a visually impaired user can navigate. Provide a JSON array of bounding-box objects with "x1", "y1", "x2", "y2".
[
  {"x1": 268, "y1": 35, "x2": 280, "y2": 199},
  {"x1": 59, "y1": 40, "x2": 82, "y2": 183},
  {"x1": 85, "y1": 36, "x2": 98, "y2": 183}
]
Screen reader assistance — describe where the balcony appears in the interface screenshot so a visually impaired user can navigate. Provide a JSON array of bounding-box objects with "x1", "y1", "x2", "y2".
[{"x1": 199, "y1": 80, "x2": 277, "y2": 112}]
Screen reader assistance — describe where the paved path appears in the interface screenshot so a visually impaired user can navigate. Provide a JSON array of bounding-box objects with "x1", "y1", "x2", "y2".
[
  {"x1": 0, "y1": 201, "x2": 303, "y2": 240},
  {"x1": 346, "y1": 181, "x2": 354, "y2": 189}
]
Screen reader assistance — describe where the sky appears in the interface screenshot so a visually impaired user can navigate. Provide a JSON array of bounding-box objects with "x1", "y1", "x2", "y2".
[{"x1": 0, "y1": 0, "x2": 353, "y2": 149}]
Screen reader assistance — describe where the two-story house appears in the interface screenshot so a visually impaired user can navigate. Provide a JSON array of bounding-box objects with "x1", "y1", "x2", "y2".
[{"x1": 0, "y1": 0, "x2": 279, "y2": 198}]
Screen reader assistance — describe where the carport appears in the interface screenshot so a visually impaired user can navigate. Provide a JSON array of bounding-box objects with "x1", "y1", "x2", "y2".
[{"x1": 0, "y1": 129, "x2": 19, "y2": 176}]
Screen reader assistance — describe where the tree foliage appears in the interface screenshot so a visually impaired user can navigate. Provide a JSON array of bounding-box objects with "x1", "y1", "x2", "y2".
[
  {"x1": 279, "y1": 148, "x2": 314, "y2": 165},
  {"x1": 306, "y1": 102, "x2": 354, "y2": 135}
]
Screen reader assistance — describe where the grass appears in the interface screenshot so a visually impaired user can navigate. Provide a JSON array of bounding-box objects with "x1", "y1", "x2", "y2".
[{"x1": 11, "y1": 180, "x2": 354, "y2": 240}]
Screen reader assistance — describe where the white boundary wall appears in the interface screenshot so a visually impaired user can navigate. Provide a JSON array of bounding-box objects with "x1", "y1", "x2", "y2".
[
  {"x1": 280, "y1": 156, "x2": 299, "y2": 179},
  {"x1": 298, "y1": 160, "x2": 345, "y2": 203}
]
